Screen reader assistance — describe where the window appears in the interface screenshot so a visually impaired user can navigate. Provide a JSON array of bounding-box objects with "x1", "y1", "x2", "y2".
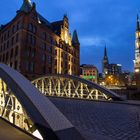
[
  {"x1": 42, "y1": 43, "x2": 46, "y2": 50},
  {"x1": 0, "y1": 46, "x2": 2, "y2": 51},
  {"x1": 15, "y1": 46, "x2": 18, "y2": 56},
  {"x1": 7, "y1": 41, "x2": 9, "y2": 48},
  {"x1": 31, "y1": 50, "x2": 35, "y2": 58},
  {"x1": 10, "y1": 49, "x2": 13, "y2": 58},
  {"x1": 32, "y1": 36, "x2": 36, "y2": 45},
  {"x1": 16, "y1": 33, "x2": 19, "y2": 43},
  {"x1": 55, "y1": 60, "x2": 57, "y2": 65},
  {"x1": 11, "y1": 37, "x2": 14, "y2": 46},
  {"x1": 1, "y1": 36, "x2": 3, "y2": 43},
  {"x1": 48, "y1": 56, "x2": 52, "y2": 64},
  {"x1": 30, "y1": 62, "x2": 34, "y2": 72},
  {"x1": 48, "y1": 46, "x2": 52, "y2": 53},
  {"x1": 4, "y1": 34, "x2": 6, "y2": 40},
  {"x1": 7, "y1": 30, "x2": 10, "y2": 38},
  {"x1": 28, "y1": 23, "x2": 37, "y2": 33},
  {"x1": 42, "y1": 54, "x2": 46, "y2": 61},
  {"x1": 28, "y1": 23, "x2": 33, "y2": 32},
  {"x1": 43, "y1": 66, "x2": 46, "y2": 74},
  {"x1": 3, "y1": 54, "x2": 5, "y2": 62},
  {"x1": 14, "y1": 61, "x2": 18, "y2": 70},
  {"x1": 42, "y1": 32, "x2": 46, "y2": 40},
  {"x1": 26, "y1": 61, "x2": 29, "y2": 71},
  {"x1": 6, "y1": 52, "x2": 9, "y2": 61},
  {"x1": 10, "y1": 62, "x2": 13, "y2": 67},
  {"x1": 17, "y1": 22, "x2": 20, "y2": 30},
  {"x1": 12, "y1": 25, "x2": 16, "y2": 33},
  {"x1": 27, "y1": 34, "x2": 36, "y2": 45},
  {"x1": 3, "y1": 43, "x2": 6, "y2": 51},
  {"x1": 55, "y1": 49, "x2": 57, "y2": 55},
  {"x1": 64, "y1": 53, "x2": 67, "y2": 59}
]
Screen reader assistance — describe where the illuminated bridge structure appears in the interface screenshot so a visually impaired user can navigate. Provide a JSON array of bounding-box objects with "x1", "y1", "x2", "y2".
[
  {"x1": 0, "y1": 63, "x2": 84, "y2": 140},
  {"x1": 32, "y1": 75, "x2": 122, "y2": 101},
  {"x1": 0, "y1": 63, "x2": 122, "y2": 140}
]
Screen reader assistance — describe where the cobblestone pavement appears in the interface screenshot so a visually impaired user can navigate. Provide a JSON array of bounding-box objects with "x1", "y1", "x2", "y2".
[{"x1": 50, "y1": 98, "x2": 140, "y2": 140}]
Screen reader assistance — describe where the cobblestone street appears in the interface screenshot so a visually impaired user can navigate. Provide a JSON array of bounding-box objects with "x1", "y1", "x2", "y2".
[{"x1": 50, "y1": 98, "x2": 140, "y2": 140}]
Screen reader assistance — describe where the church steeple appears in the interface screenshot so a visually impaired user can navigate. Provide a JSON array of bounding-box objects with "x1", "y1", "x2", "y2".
[
  {"x1": 136, "y1": 14, "x2": 140, "y2": 31},
  {"x1": 19, "y1": 0, "x2": 32, "y2": 13},
  {"x1": 104, "y1": 46, "x2": 107, "y2": 58},
  {"x1": 102, "y1": 46, "x2": 109, "y2": 75},
  {"x1": 72, "y1": 30, "x2": 80, "y2": 45}
]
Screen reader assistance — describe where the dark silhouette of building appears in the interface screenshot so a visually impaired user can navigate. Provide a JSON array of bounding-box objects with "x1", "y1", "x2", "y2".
[
  {"x1": 0, "y1": 0, "x2": 80, "y2": 80},
  {"x1": 102, "y1": 46, "x2": 109, "y2": 76},
  {"x1": 102, "y1": 47, "x2": 122, "y2": 76},
  {"x1": 134, "y1": 14, "x2": 140, "y2": 87}
]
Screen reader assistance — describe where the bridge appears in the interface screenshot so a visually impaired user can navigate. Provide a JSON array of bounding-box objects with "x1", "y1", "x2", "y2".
[
  {"x1": 1, "y1": 63, "x2": 139, "y2": 140},
  {"x1": 32, "y1": 74, "x2": 122, "y2": 101}
]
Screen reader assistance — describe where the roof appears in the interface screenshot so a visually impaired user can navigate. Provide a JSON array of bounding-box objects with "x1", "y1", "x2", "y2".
[
  {"x1": 51, "y1": 20, "x2": 63, "y2": 35},
  {"x1": 72, "y1": 30, "x2": 80, "y2": 44},
  {"x1": 19, "y1": 0, "x2": 33, "y2": 13},
  {"x1": 80, "y1": 64, "x2": 97, "y2": 69},
  {"x1": 37, "y1": 13, "x2": 51, "y2": 27}
]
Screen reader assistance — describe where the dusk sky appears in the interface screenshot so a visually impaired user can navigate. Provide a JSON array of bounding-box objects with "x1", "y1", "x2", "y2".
[{"x1": 0, "y1": 0, "x2": 140, "y2": 72}]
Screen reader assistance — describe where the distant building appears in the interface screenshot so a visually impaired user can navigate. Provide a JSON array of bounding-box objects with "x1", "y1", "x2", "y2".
[
  {"x1": 108, "y1": 64, "x2": 122, "y2": 75},
  {"x1": 134, "y1": 15, "x2": 140, "y2": 86},
  {"x1": 0, "y1": 0, "x2": 80, "y2": 80},
  {"x1": 102, "y1": 47, "x2": 122, "y2": 76},
  {"x1": 102, "y1": 47, "x2": 109, "y2": 76},
  {"x1": 80, "y1": 64, "x2": 98, "y2": 83}
]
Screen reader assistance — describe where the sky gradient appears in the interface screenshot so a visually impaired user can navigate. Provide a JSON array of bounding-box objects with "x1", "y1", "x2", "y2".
[{"x1": 0, "y1": 0, "x2": 140, "y2": 72}]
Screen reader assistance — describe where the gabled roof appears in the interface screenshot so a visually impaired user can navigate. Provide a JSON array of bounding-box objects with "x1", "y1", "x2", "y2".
[
  {"x1": 37, "y1": 13, "x2": 51, "y2": 27},
  {"x1": 51, "y1": 20, "x2": 63, "y2": 35}
]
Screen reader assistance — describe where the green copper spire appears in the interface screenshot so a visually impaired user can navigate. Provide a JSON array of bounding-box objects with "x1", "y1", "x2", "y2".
[{"x1": 19, "y1": 0, "x2": 32, "y2": 13}]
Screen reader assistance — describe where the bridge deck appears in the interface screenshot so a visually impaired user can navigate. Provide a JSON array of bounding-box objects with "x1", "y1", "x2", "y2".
[
  {"x1": 50, "y1": 97, "x2": 140, "y2": 140},
  {"x1": 0, "y1": 117, "x2": 39, "y2": 140}
]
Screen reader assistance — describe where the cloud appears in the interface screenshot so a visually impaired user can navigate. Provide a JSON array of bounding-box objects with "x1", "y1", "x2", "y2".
[{"x1": 80, "y1": 36, "x2": 112, "y2": 47}]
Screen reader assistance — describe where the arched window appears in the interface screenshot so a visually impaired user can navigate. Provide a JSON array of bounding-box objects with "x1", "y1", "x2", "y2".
[
  {"x1": 10, "y1": 48, "x2": 13, "y2": 58},
  {"x1": 15, "y1": 46, "x2": 18, "y2": 56},
  {"x1": 28, "y1": 23, "x2": 33, "y2": 32},
  {"x1": 28, "y1": 23, "x2": 37, "y2": 33}
]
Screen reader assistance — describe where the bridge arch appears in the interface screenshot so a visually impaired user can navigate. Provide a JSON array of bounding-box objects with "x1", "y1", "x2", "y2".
[
  {"x1": 32, "y1": 74, "x2": 122, "y2": 101},
  {"x1": 0, "y1": 64, "x2": 84, "y2": 140}
]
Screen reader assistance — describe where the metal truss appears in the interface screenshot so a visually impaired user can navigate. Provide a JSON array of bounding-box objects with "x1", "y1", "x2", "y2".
[
  {"x1": 0, "y1": 63, "x2": 86, "y2": 140},
  {"x1": 32, "y1": 75, "x2": 121, "y2": 101},
  {"x1": 0, "y1": 79, "x2": 34, "y2": 134}
]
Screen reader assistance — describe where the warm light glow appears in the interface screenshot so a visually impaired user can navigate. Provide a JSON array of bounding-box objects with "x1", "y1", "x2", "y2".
[
  {"x1": 33, "y1": 130, "x2": 43, "y2": 140},
  {"x1": 135, "y1": 69, "x2": 140, "y2": 73}
]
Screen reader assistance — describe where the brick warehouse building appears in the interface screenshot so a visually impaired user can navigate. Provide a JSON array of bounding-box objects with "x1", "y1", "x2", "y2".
[{"x1": 0, "y1": 0, "x2": 80, "y2": 80}]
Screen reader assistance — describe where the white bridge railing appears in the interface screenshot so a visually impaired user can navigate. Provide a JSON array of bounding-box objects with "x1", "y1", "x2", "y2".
[{"x1": 32, "y1": 74, "x2": 122, "y2": 101}]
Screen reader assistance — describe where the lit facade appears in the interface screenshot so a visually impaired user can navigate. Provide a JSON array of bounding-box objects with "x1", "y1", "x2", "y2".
[
  {"x1": 80, "y1": 64, "x2": 98, "y2": 83},
  {"x1": 0, "y1": 0, "x2": 80, "y2": 80},
  {"x1": 134, "y1": 15, "x2": 140, "y2": 86}
]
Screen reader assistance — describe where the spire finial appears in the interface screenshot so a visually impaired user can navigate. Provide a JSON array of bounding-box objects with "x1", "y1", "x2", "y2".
[
  {"x1": 137, "y1": 14, "x2": 139, "y2": 21},
  {"x1": 104, "y1": 46, "x2": 107, "y2": 57},
  {"x1": 19, "y1": 0, "x2": 32, "y2": 13},
  {"x1": 137, "y1": 14, "x2": 140, "y2": 31},
  {"x1": 72, "y1": 30, "x2": 80, "y2": 45}
]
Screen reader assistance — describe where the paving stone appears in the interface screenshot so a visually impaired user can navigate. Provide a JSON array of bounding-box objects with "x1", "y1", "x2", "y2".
[{"x1": 50, "y1": 98, "x2": 140, "y2": 140}]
